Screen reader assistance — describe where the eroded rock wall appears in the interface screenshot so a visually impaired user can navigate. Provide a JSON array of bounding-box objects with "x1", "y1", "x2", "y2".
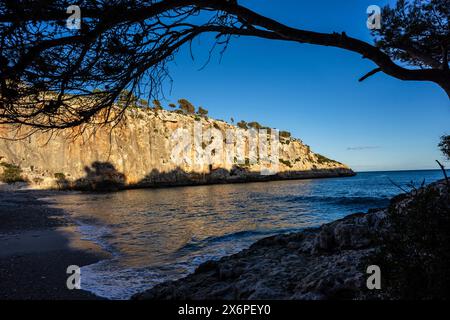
[{"x1": 0, "y1": 108, "x2": 354, "y2": 190}]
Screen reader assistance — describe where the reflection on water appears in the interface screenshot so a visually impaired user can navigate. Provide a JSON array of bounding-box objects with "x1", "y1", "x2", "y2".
[{"x1": 45, "y1": 170, "x2": 446, "y2": 299}]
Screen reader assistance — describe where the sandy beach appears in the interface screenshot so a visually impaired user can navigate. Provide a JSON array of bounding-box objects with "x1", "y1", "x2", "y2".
[{"x1": 0, "y1": 188, "x2": 110, "y2": 299}]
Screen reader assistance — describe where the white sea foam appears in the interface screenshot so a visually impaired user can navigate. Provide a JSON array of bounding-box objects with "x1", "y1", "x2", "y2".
[{"x1": 79, "y1": 240, "x2": 251, "y2": 300}]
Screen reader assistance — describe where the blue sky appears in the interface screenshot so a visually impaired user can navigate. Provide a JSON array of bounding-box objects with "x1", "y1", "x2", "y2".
[{"x1": 160, "y1": 0, "x2": 449, "y2": 172}]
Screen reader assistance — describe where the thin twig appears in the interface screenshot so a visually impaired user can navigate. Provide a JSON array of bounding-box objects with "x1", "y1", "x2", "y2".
[
  {"x1": 388, "y1": 177, "x2": 408, "y2": 193},
  {"x1": 435, "y1": 160, "x2": 449, "y2": 191}
]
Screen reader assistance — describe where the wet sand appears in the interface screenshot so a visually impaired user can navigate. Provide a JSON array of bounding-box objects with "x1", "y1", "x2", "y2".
[{"x1": 0, "y1": 188, "x2": 110, "y2": 299}]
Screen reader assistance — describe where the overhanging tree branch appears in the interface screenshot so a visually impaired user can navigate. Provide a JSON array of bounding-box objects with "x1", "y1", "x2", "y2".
[{"x1": 0, "y1": 0, "x2": 448, "y2": 130}]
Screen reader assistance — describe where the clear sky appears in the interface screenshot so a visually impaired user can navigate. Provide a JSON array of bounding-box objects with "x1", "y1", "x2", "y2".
[{"x1": 160, "y1": 0, "x2": 449, "y2": 172}]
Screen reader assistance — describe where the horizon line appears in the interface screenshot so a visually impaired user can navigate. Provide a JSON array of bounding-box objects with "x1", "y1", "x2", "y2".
[{"x1": 355, "y1": 168, "x2": 448, "y2": 173}]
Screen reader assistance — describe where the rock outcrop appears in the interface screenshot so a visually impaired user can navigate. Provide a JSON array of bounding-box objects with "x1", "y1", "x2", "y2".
[
  {"x1": 133, "y1": 180, "x2": 450, "y2": 300},
  {"x1": 133, "y1": 210, "x2": 387, "y2": 300},
  {"x1": 0, "y1": 108, "x2": 353, "y2": 190}
]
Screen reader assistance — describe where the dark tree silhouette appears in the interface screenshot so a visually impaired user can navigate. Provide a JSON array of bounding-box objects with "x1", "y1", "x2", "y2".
[
  {"x1": 0, "y1": 0, "x2": 448, "y2": 130},
  {"x1": 197, "y1": 106, "x2": 208, "y2": 116},
  {"x1": 152, "y1": 99, "x2": 162, "y2": 109},
  {"x1": 439, "y1": 135, "x2": 450, "y2": 159},
  {"x1": 374, "y1": 0, "x2": 448, "y2": 71}
]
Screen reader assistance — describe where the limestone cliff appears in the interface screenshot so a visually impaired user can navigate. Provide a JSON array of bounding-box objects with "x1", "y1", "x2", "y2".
[
  {"x1": 133, "y1": 179, "x2": 450, "y2": 300},
  {"x1": 0, "y1": 108, "x2": 354, "y2": 190}
]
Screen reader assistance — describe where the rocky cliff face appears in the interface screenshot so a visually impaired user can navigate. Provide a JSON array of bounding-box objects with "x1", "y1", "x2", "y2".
[{"x1": 0, "y1": 108, "x2": 354, "y2": 190}]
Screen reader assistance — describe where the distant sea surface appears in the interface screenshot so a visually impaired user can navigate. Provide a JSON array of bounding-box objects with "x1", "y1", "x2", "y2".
[{"x1": 44, "y1": 169, "x2": 447, "y2": 299}]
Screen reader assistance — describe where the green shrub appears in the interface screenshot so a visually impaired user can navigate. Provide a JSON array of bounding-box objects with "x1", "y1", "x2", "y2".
[
  {"x1": 54, "y1": 172, "x2": 66, "y2": 180},
  {"x1": 373, "y1": 185, "x2": 450, "y2": 299},
  {"x1": 118, "y1": 89, "x2": 138, "y2": 107},
  {"x1": 178, "y1": 99, "x2": 195, "y2": 114},
  {"x1": 152, "y1": 99, "x2": 161, "y2": 108},
  {"x1": 315, "y1": 154, "x2": 333, "y2": 164},
  {"x1": 138, "y1": 99, "x2": 149, "y2": 108},
  {"x1": 279, "y1": 131, "x2": 291, "y2": 138},
  {"x1": 0, "y1": 162, "x2": 25, "y2": 183},
  {"x1": 237, "y1": 121, "x2": 248, "y2": 130},
  {"x1": 248, "y1": 121, "x2": 262, "y2": 130},
  {"x1": 197, "y1": 106, "x2": 208, "y2": 117},
  {"x1": 279, "y1": 159, "x2": 292, "y2": 167}
]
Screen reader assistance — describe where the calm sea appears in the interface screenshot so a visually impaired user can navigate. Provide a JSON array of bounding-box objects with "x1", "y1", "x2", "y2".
[{"x1": 45, "y1": 169, "x2": 447, "y2": 299}]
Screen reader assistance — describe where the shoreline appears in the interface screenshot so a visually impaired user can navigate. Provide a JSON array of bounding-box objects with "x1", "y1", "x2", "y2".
[
  {"x1": 0, "y1": 172, "x2": 355, "y2": 300},
  {"x1": 133, "y1": 179, "x2": 448, "y2": 300},
  {"x1": 0, "y1": 190, "x2": 110, "y2": 300},
  {"x1": 2, "y1": 168, "x2": 356, "y2": 192},
  {"x1": 133, "y1": 210, "x2": 386, "y2": 300},
  {"x1": 2, "y1": 177, "x2": 447, "y2": 300}
]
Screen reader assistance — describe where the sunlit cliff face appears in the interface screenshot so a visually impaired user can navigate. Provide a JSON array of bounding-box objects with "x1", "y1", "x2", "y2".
[{"x1": 0, "y1": 108, "x2": 352, "y2": 190}]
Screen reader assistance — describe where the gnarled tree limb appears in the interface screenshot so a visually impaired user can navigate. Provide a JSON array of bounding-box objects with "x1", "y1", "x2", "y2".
[{"x1": 0, "y1": 0, "x2": 448, "y2": 130}]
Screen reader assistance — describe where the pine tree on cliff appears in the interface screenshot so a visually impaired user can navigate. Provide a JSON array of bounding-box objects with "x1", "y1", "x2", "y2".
[
  {"x1": 178, "y1": 99, "x2": 196, "y2": 114},
  {"x1": 197, "y1": 107, "x2": 209, "y2": 117}
]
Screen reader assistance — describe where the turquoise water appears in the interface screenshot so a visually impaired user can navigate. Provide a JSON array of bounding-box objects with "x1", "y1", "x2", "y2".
[{"x1": 46, "y1": 169, "x2": 447, "y2": 299}]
